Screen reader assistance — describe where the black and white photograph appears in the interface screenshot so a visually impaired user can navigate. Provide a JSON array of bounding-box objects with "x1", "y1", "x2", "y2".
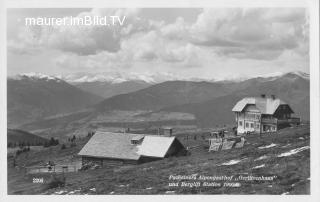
[{"x1": 1, "y1": 0, "x2": 320, "y2": 200}]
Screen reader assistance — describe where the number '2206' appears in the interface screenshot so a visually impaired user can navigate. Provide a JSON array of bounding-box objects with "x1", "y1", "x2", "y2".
[{"x1": 33, "y1": 178, "x2": 44, "y2": 183}]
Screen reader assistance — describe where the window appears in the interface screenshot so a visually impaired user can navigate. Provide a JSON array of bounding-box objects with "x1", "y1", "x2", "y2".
[
  {"x1": 239, "y1": 121, "x2": 243, "y2": 126},
  {"x1": 256, "y1": 124, "x2": 260, "y2": 129},
  {"x1": 250, "y1": 123, "x2": 254, "y2": 128},
  {"x1": 245, "y1": 123, "x2": 249, "y2": 128}
]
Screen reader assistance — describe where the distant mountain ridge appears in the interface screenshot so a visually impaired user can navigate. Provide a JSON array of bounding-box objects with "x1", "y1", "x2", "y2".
[
  {"x1": 7, "y1": 74, "x2": 103, "y2": 127},
  {"x1": 161, "y1": 72, "x2": 310, "y2": 126},
  {"x1": 95, "y1": 72, "x2": 310, "y2": 126},
  {"x1": 69, "y1": 71, "x2": 309, "y2": 99},
  {"x1": 73, "y1": 80, "x2": 151, "y2": 98},
  {"x1": 95, "y1": 80, "x2": 232, "y2": 111},
  {"x1": 12, "y1": 72, "x2": 64, "y2": 82},
  {"x1": 7, "y1": 71, "x2": 310, "y2": 128},
  {"x1": 58, "y1": 72, "x2": 175, "y2": 84},
  {"x1": 54, "y1": 70, "x2": 310, "y2": 83}
]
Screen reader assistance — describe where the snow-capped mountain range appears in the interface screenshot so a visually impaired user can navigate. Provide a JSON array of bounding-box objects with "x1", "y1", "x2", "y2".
[
  {"x1": 12, "y1": 72, "x2": 64, "y2": 82},
  {"x1": 7, "y1": 70, "x2": 310, "y2": 127},
  {"x1": 58, "y1": 72, "x2": 180, "y2": 84},
  {"x1": 9, "y1": 71, "x2": 310, "y2": 84}
]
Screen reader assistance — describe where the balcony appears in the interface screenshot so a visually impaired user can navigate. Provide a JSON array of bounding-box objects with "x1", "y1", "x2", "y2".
[
  {"x1": 261, "y1": 118, "x2": 277, "y2": 124},
  {"x1": 277, "y1": 117, "x2": 300, "y2": 125},
  {"x1": 261, "y1": 117, "x2": 300, "y2": 125}
]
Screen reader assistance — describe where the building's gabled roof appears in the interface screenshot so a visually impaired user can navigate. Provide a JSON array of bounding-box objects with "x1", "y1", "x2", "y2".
[
  {"x1": 137, "y1": 136, "x2": 176, "y2": 158},
  {"x1": 232, "y1": 97, "x2": 291, "y2": 115},
  {"x1": 78, "y1": 131, "x2": 143, "y2": 160},
  {"x1": 78, "y1": 131, "x2": 184, "y2": 160}
]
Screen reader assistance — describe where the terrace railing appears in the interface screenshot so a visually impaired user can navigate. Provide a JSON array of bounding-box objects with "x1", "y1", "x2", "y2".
[
  {"x1": 261, "y1": 118, "x2": 277, "y2": 124},
  {"x1": 277, "y1": 117, "x2": 301, "y2": 125},
  {"x1": 261, "y1": 117, "x2": 300, "y2": 125},
  {"x1": 25, "y1": 165, "x2": 79, "y2": 174}
]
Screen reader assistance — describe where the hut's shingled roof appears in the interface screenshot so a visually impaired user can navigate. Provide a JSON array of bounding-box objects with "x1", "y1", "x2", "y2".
[
  {"x1": 138, "y1": 136, "x2": 176, "y2": 158},
  {"x1": 78, "y1": 131, "x2": 182, "y2": 160},
  {"x1": 78, "y1": 131, "x2": 142, "y2": 160}
]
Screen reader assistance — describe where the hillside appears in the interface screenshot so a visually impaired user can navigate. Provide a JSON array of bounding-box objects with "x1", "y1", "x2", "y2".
[
  {"x1": 95, "y1": 80, "x2": 231, "y2": 111},
  {"x1": 7, "y1": 129, "x2": 48, "y2": 146},
  {"x1": 73, "y1": 80, "x2": 151, "y2": 98},
  {"x1": 96, "y1": 72, "x2": 309, "y2": 126},
  {"x1": 15, "y1": 72, "x2": 310, "y2": 139},
  {"x1": 7, "y1": 74, "x2": 103, "y2": 127},
  {"x1": 162, "y1": 94, "x2": 244, "y2": 127},
  {"x1": 8, "y1": 125, "x2": 310, "y2": 194},
  {"x1": 162, "y1": 73, "x2": 310, "y2": 126}
]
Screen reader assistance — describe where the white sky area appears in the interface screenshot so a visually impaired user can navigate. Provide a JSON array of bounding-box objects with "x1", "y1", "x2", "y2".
[{"x1": 7, "y1": 8, "x2": 309, "y2": 80}]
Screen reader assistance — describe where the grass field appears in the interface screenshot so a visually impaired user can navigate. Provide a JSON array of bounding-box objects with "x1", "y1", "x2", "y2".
[
  {"x1": 7, "y1": 124, "x2": 310, "y2": 195},
  {"x1": 18, "y1": 110, "x2": 198, "y2": 141}
]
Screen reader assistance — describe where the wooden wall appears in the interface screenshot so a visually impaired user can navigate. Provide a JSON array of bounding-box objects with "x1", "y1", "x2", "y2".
[{"x1": 81, "y1": 156, "x2": 138, "y2": 168}]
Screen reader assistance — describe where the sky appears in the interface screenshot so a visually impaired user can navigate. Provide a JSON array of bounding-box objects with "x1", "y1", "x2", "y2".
[{"x1": 7, "y1": 8, "x2": 309, "y2": 81}]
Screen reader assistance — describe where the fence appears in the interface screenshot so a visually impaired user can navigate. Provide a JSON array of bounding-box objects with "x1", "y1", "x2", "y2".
[
  {"x1": 25, "y1": 164, "x2": 80, "y2": 174},
  {"x1": 186, "y1": 145, "x2": 203, "y2": 150}
]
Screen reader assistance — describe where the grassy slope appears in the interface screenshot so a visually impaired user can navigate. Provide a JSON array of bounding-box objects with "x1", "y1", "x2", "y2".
[
  {"x1": 8, "y1": 125, "x2": 310, "y2": 195},
  {"x1": 7, "y1": 139, "x2": 88, "y2": 194},
  {"x1": 7, "y1": 78, "x2": 103, "y2": 127},
  {"x1": 7, "y1": 129, "x2": 48, "y2": 146},
  {"x1": 19, "y1": 110, "x2": 197, "y2": 141}
]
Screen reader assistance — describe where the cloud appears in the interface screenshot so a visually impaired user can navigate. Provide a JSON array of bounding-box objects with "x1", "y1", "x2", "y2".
[
  {"x1": 8, "y1": 8, "x2": 148, "y2": 55},
  {"x1": 185, "y1": 8, "x2": 308, "y2": 60},
  {"x1": 47, "y1": 8, "x2": 309, "y2": 74},
  {"x1": 9, "y1": 8, "x2": 308, "y2": 60},
  {"x1": 54, "y1": 29, "x2": 203, "y2": 72},
  {"x1": 262, "y1": 8, "x2": 307, "y2": 22},
  {"x1": 8, "y1": 8, "x2": 309, "y2": 79},
  {"x1": 160, "y1": 17, "x2": 190, "y2": 40}
]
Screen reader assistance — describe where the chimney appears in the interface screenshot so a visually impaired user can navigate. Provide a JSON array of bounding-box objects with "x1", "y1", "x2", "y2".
[
  {"x1": 271, "y1": 95, "x2": 276, "y2": 100},
  {"x1": 261, "y1": 94, "x2": 266, "y2": 98},
  {"x1": 163, "y1": 127, "x2": 173, "y2": 136}
]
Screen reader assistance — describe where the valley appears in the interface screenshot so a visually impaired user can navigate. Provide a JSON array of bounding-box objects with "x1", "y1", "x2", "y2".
[
  {"x1": 8, "y1": 71, "x2": 309, "y2": 141},
  {"x1": 6, "y1": 71, "x2": 311, "y2": 195}
]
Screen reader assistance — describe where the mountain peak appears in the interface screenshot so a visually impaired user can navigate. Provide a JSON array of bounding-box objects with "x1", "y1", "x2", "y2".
[
  {"x1": 60, "y1": 72, "x2": 185, "y2": 84},
  {"x1": 283, "y1": 71, "x2": 309, "y2": 80},
  {"x1": 61, "y1": 72, "x2": 157, "y2": 84},
  {"x1": 11, "y1": 72, "x2": 63, "y2": 83},
  {"x1": 9, "y1": 70, "x2": 309, "y2": 85}
]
